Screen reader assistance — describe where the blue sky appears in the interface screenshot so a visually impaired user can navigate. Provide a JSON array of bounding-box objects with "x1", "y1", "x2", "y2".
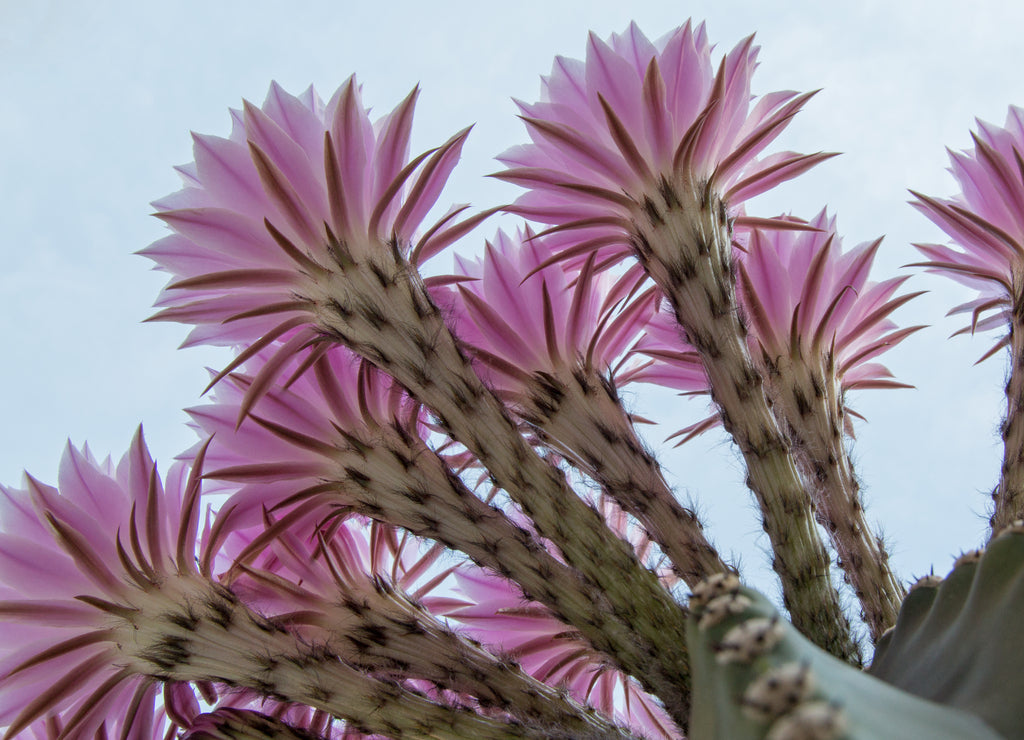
[{"x1": 2, "y1": 0, "x2": 1023, "y2": 604}]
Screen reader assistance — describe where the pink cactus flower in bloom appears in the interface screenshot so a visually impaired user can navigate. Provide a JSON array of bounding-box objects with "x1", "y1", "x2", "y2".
[
  {"x1": 496, "y1": 20, "x2": 832, "y2": 267},
  {"x1": 0, "y1": 429, "x2": 203, "y2": 739},
  {"x1": 914, "y1": 107, "x2": 1024, "y2": 533},
  {"x1": 622, "y1": 309, "x2": 706, "y2": 394},
  {"x1": 443, "y1": 228, "x2": 728, "y2": 585},
  {"x1": 913, "y1": 106, "x2": 1024, "y2": 357},
  {"x1": 216, "y1": 508, "x2": 460, "y2": 626},
  {"x1": 187, "y1": 343, "x2": 541, "y2": 594},
  {"x1": 443, "y1": 228, "x2": 658, "y2": 396},
  {"x1": 190, "y1": 354, "x2": 644, "y2": 737},
  {"x1": 143, "y1": 80, "x2": 485, "y2": 415},
  {"x1": 181, "y1": 707, "x2": 383, "y2": 740},
  {"x1": 621, "y1": 308, "x2": 714, "y2": 444},
  {"x1": 16, "y1": 708, "x2": 174, "y2": 740},
  {"x1": 630, "y1": 210, "x2": 922, "y2": 441},
  {"x1": 737, "y1": 209, "x2": 922, "y2": 396},
  {"x1": 181, "y1": 708, "x2": 334, "y2": 740}
]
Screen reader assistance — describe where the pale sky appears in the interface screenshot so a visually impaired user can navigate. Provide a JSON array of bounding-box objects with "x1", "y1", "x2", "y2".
[{"x1": 2, "y1": 0, "x2": 1023, "y2": 609}]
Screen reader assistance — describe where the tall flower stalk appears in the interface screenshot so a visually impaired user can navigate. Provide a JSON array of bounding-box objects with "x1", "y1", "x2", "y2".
[{"x1": 736, "y1": 212, "x2": 919, "y2": 639}]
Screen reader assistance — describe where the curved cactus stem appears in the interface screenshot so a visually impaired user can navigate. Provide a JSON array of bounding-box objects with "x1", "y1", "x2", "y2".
[
  {"x1": 630, "y1": 180, "x2": 858, "y2": 663},
  {"x1": 869, "y1": 525, "x2": 1024, "y2": 739},
  {"x1": 686, "y1": 574, "x2": 1004, "y2": 740}
]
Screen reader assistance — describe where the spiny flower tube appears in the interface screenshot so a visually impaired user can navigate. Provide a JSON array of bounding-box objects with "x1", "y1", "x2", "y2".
[
  {"x1": 737, "y1": 211, "x2": 919, "y2": 640},
  {"x1": 499, "y1": 20, "x2": 856, "y2": 662},
  {"x1": 188, "y1": 344, "x2": 687, "y2": 731},
  {"x1": 444, "y1": 227, "x2": 728, "y2": 584},
  {"x1": 147, "y1": 79, "x2": 695, "y2": 726},
  {"x1": 912, "y1": 106, "x2": 1024, "y2": 534}
]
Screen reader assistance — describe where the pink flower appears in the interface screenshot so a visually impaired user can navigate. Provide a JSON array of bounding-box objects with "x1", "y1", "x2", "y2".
[
  {"x1": 0, "y1": 429, "x2": 202, "y2": 739},
  {"x1": 620, "y1": 308, "x2": 714, "y2": 445},
  {"x1": 443, "y1": 228, "x2": 658, "y2": 394},
  {"x1": 737, "y1": 209, "x2": 921, "y2": 395},
  {"x1": 143, "y1": 80, "x2": 484, "y2": 415},
  {"x1": 186, "y1": 342, "x2": 522, "y2": 585},
  {"x1": 631, "y1": 210, "x2": 921, "y2": 440},
  {"x1": 17, "y1": 708, "x2": 171, "y2": 740},
  {"x1": 193, "y1": 371, "x2": 646, "y2": 736},
  {"x1": 216, "y1": 509, "x2": 461, "y2": 625},
  {"x1": 913, "y1": 106, "x2": 1024, "y2": 357},
  {"x1": 181, "y1": 708, "x2": 360, "y2": 740},
  {"x1": 496, "y1": 21, "x2": 831, "y2": 267},
  {"x1": 192, "y1": 511, "x2": 466, "y2": 738}
]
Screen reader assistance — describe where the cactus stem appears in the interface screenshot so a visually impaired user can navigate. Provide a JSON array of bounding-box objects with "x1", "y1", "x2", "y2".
[
  {"x1": 991, "y1": 295, "x2": 1024, "y2": 534},
  {"x1": 630, "y1": 176, "x2": 858, "y2": 663}
]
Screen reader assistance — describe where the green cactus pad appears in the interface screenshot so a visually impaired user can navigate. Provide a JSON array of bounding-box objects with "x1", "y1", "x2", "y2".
[
  {"x1": 869, "y1": 526, "x2": 1024, "y2": 739},
  {"x1": 687, "y1": 574, "x2": 1003, "y2": 740}
]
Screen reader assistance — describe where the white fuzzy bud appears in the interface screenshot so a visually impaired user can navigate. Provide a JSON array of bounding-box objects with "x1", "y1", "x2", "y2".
[
  {"x1": 715, "y1": 616, "x2": 784, "y2": 664},
  {"x1": 766, "y1": 700, "x2": 846, "y2": 740},
  {"x1": 690, "y1": 572, "x2": 741, "y2": 611},
  {"x1": 742, "y1": 661, "x2": 815, "y2": 721},
  {"x1": 698, "y1": 592, "x2": 752, "y2": 630}
]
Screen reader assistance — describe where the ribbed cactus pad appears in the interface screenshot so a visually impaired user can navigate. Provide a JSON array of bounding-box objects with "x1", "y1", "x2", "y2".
[
  {"x1": 869, "y1": 525, "x2": 1024, "y2": 738},
  {"x1": 686, "y1": 574, "x2": 1003, "y2": 739}
]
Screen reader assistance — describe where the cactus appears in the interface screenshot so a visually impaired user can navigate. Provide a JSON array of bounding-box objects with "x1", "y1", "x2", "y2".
[
  {"x1": 686, "y1": 574, "x2": 1004, "y2": 740},
  {"x1": 9, "y1": 14, "x2": 1024, "y2": 740},
  {"x1": 866, "y1": 524, "x2": 1024, "y2": 739}
]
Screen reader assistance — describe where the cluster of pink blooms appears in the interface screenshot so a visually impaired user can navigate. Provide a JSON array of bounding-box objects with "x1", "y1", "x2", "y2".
[{"x1": 4, "y1": 18, "x2": 1024, "y2": 740}]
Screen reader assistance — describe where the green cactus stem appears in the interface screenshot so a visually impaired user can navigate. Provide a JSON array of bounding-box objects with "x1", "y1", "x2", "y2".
[
  {"x1": 992, "y1": 308, "x2": 1024, "y2": 533},
  {"x1": 869, "y1": 522, "x2": 1024, "y2": 739},
  {"x1": 686, "y1": 573, "x2": 1003, "y2": 740},
  {"x1": 631, "y1": 178, "x2": 858, "y2": 664}
]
